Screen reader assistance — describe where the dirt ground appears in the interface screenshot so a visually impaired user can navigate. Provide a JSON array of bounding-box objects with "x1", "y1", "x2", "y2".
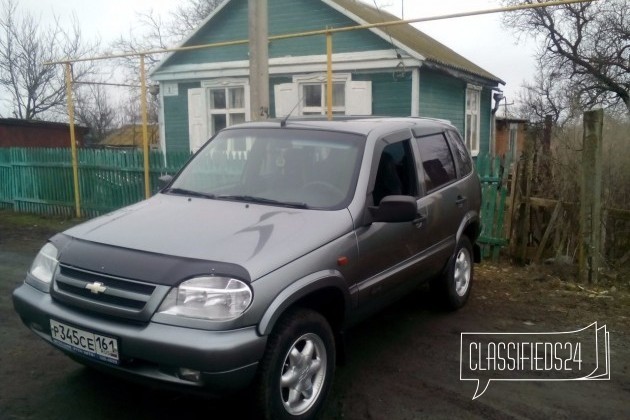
[{"x1": 1, "y1": 209, "x2": 629, "y2": 419}]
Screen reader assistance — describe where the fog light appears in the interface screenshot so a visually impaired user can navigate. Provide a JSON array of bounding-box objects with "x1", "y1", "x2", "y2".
[{"x1": 178, "y1": 368, "x2": 201, "y2": 382}]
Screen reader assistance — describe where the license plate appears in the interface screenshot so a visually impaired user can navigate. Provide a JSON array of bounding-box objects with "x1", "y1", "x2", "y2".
[{"x1": 50, "y1": 320, "x2": 119, "y2": 364}]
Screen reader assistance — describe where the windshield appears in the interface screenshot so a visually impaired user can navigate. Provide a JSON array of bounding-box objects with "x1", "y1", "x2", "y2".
[{"x1": 168, "y1": 128, "x2": 365, "y2": 209}]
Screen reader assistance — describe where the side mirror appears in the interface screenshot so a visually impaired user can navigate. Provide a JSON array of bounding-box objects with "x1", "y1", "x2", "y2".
[
  {"x1": 158, "y1": 174, "x2": 174, "y2": 189},
  {"x1": 369, "y1": 195, "x2": 418, "y2": 223}
]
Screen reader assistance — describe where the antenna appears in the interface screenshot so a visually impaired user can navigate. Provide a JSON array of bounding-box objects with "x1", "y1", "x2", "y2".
[
  {"x1": 371, "y1": 1, "x2": 403, "y2": 65},
  {"x1": 280, "y1": 95, "x2": 303, "y2": 127}
]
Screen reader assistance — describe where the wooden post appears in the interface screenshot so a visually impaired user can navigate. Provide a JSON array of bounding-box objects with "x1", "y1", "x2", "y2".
[
  {"x1": 519, "y1": 148, "x2": 534, "y2": 263},
  {"x1": 505, "y1": 159, "x2": 518, "y2": 241},
  {"x1": 534, "y1": 201, "x2": 562, "y2": 263},
  {"x1": 326, "y1": 32, "x2": 333, "y2": 121},
  {"x1": 139, "y1": 54, "x2": 151, "y2": 199},
  {"x1": 64, "y1": 62, "x2": 81, "y2": 218},
  {"x1": 542, "y1": 115, "x2": 552, "y2": 153},
  {"x1": 579, "y1": 109, "x2": 603, "y2": 283}
]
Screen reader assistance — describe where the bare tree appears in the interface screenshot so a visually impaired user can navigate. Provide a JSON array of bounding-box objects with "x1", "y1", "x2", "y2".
[
  {"x1": 111, "y1": 0, "x2": 221, "y2": 77},
  {"x1": 168, "y1": 0, "x2": 223, "y2": 40},
  {"x1": 516, "y1": 54, "x2": 591, "y2": 125},
  {"x1": 0, "y1": 0, "x2": 100, "y2": 120},
  {"x1": 504, "y1": 0, "x2": 630, "y2": 114},
  {"x1": 517, "y1": 59, "x2": 567, "y2": 124},
  {"x1": 106, "y1": 0, "x2": 221, "y2": 129},
  {"x1": 110, "y1": 10, "x2": 172, "y2": 75},
  {"x1": 74, "y1": 84, "x2": 117, "y2": 145}
]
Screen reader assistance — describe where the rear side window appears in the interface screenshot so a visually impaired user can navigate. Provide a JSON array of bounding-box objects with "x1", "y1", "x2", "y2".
[
  {"x1": 415, "y1": 133, "x2": 457, "y2": 192},
  {"x1": 447, "y1": 130, "x2": 473, "y2": 177}
]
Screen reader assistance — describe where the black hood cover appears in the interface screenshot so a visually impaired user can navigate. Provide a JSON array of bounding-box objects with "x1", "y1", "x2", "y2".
[{"x1": 51, "y1": 234, "x2": 251, "y2": 286}]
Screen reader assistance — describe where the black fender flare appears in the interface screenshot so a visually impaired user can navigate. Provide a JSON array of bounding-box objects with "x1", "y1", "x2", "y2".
[
  {"x1": 257, "y1": 270, "x2": 352, "y2": 336},
  {"x1": 455, "y1": 211, "x2": 481, "y2": 263},
  {"x1": 456, "y1": 211, "x2": 480, "y2": 244}
]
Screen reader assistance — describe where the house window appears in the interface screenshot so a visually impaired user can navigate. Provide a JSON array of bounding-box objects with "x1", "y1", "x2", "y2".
[
  {"x1": 187, "y1": 79, "x2": 250, "y2": 152},
  {"x1": 301, "y1": 82, "x2": 346, "y2": 115},
  {"x1": 209, "y1": 86, "x2": 247, "y2": 133},
  {"x1": 274, "y1": 73, "x2": 372, "y2": 118},
  {"x1": 465, "y1": 85, "x2": 481, "y2": 156}
]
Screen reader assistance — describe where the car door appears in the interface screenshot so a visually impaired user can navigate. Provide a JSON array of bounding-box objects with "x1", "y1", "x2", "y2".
[
  {"x1": 413, "y1": 131, "x2": 462, "y2": 272},
  {"x1": 355, "y1": 133, "x2": 430, "y2": 313},
  {"x1": 446, "y1": 129, "x2": 480, "y2": 217}
]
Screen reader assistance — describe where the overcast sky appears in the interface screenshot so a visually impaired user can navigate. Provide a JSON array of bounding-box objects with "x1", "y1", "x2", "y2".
[{"x1": 15, "y1": 0, "x2": 536, "y2": 104}]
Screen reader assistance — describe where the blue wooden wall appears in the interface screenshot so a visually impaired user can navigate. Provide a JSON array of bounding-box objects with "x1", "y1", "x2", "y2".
[{"x1": 165, "y1": 0, "x2": 392, "y2": 67}]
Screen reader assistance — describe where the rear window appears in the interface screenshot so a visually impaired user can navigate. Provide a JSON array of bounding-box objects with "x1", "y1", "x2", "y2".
[
  {"x1": 415, "y1": 133, "x2": 457, "y2": 192},
  {"x1": 447, "y1": 130, "x2": 473, "y2": 177}
]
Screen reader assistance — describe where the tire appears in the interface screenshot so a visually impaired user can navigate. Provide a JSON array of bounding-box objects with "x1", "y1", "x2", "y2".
[
  {"x1": 432, "y1": 235, "x2": 474, "y2": 310},
  {"x1": 256, "y1": 308, "x2": 335, "y2": 420}
]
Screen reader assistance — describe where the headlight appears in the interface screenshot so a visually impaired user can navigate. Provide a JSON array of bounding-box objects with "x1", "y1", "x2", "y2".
[
  {"x1": 157, "y1": 277, "x2": 252, "y2": 321},
  {"x1": 26, "y1": 243, "x2": 59, "y2": 292}
]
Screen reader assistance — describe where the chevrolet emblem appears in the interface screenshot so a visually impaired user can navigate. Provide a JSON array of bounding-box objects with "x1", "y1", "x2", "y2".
[{"x1": 85, "y1": 281, "x2": 107, "y2": 294}]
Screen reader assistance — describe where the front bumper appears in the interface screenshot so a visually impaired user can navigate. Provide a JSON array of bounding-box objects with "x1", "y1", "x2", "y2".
[{"x1": 12, "y1": 283, "x2": 267, "y2": 393}]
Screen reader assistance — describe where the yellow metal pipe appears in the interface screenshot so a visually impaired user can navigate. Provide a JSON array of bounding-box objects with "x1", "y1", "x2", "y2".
[
  {"x1": 64, "y1": 63, "x2": 81, "y2": 218},
  {"x1": 74, "y1": 81, "x2": 141, "y2": 88},
  {"x1": 326, "y1": 32, "x2": 333, "y2": 121},
  {"x1": 139, "y1": 54, "x2": 151, "y2": 199},
  {"x1": 44, "y1": 0, "x2": 596, "y2": 65},
  {"x1": 45, "y1": 39, "x2": 251, "y2": 65}
]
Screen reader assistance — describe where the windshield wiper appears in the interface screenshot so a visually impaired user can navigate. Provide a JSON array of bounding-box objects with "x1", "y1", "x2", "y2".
[
  {"x1": 216, "y1": 195, "x2": 309, "y2": 209},
  {"x1": 163, "y1": 188, "x2": 215, "y2": 199}
]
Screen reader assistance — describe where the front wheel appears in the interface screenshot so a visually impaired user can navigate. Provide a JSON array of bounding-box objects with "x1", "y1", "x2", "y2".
[
  {"x1": 256, "y1": 309, "x2": 335, "y2": 420},
  {"x1": 432, "y1": 235, "x2": 474, "y2": 310}
]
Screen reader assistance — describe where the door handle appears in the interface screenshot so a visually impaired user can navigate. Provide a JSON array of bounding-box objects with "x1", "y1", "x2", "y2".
[
  {"x1": 413, "y1": 214, "x2": 426, "y2": 227},
  {"x1": 455, "y1": 195, "x2": 467, "y2": 207}
]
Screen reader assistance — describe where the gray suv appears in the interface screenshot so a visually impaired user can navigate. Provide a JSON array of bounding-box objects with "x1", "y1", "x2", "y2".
[{"x1": 13, "y1": 117, "x2": 481, "y2": 419}]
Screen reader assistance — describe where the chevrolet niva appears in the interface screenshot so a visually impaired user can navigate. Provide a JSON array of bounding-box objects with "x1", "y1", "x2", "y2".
[{"x1": 13, "y1": 117, "x2": 481, "y2": 419}]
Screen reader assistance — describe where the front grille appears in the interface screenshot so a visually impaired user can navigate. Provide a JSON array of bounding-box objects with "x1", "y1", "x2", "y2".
[{"x1": 52, "y1": 264, "x2": 168, "y2": 321}]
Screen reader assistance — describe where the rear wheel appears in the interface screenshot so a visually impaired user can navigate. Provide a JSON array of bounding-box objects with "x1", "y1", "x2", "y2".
[
  {"x1": 257, "y1": 308, "x2": 335, "y2": 420},
  {"x1": 432, "y1": 235, "x2": 474, "y2": 310}
]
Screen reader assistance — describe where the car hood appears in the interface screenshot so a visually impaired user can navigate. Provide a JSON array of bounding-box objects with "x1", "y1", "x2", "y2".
[{"x1": 62, "y1": 193, "x2": 354, "y2": 281}]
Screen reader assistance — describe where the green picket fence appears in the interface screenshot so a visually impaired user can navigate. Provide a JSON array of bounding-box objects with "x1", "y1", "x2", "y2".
[
  {"x1": 1, "y1": 147, "x2": 512, "y2": 259},
  {"x1": 475, "y1": 154, "x2": 511, "y2": 260},
  {"x1": 0, "y1": 148, "x2": 13, "y2": 210},
  {"x1": 0, "y1": 148, "x2": 190, "y2": 218}
]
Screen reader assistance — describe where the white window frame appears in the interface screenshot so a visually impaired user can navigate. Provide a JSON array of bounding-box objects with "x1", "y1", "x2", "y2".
[
  {"x1": 274, "y1": 74, "x2": 371, "y2": 118},
  {"x1": 187, "y1": 79, "x2": 251, "y2": 152},
  {"x1": 465, "y1": 84, "x2": 482, "y2": 156},
  {"x1": 201, "y1": 78, "x2": 251, "y2": 135},
  {"x1": 293, "y1": 73, "x2": 351, "y2": 116}
]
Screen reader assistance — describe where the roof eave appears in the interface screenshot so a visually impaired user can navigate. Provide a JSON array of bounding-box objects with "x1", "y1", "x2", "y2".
[
  {"x1": 423, "y1": 60, "x2": 504, "y2": 87},
  {"x1": 321, "y1": 0, "x2": 425, "y2": 62},
  {"x1": 150, "y1": 0, "x2": 232, "y2": 77}
]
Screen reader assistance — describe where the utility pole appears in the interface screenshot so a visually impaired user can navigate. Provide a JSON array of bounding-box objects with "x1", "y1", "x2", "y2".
[{"x1": 248, "y1": 0, "x2": 269, "y2": 121}]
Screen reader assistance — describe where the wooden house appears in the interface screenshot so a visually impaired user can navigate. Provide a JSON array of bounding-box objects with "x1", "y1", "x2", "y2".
[{"x1": 150, "y1": 0, "x2": 504, "y2": 158}]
